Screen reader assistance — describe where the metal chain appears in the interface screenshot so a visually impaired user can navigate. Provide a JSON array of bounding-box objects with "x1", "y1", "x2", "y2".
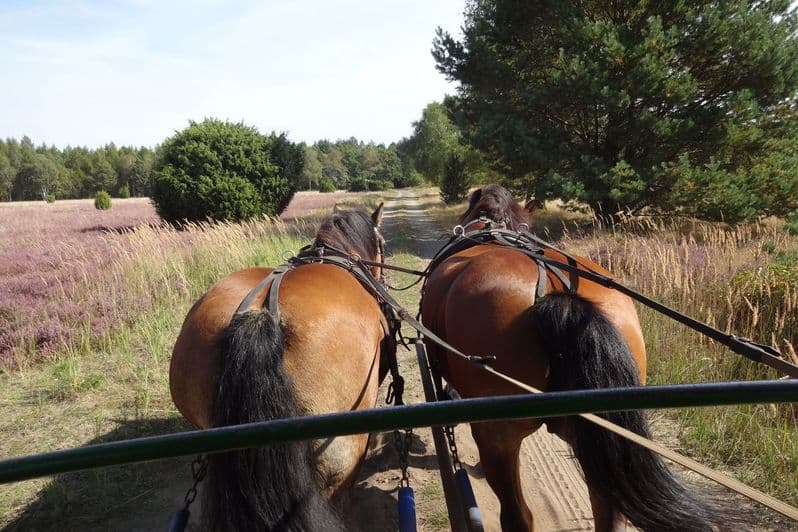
[
  {"x1": 182, "y1": 455, "x2": 208, "y2": 509},
  {"x1": 393, "y1": 427, "x2": 413, "y2": 487},
  {"x1": 444, "y1": 425, "x2": 463, "y2": 471}
]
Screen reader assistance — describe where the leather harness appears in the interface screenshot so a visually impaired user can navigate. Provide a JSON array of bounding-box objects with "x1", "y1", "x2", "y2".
[
  {"x1": 235, "y1": 243, "x2": 406, "y2": 406},
  {"x1": 421, "y1": 219, "x2": 583, "y2": 301}
]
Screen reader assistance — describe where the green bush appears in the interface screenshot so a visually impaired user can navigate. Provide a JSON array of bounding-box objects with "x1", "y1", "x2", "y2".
[
  {"x1": 118, "y1": 185, "x2": 130, "y2": 199},
  {"x1": 393, "y1": 170, "x2": 424, "y2": 188},
  {"x1": 347, "y1": 177, "x2": 368, "y2": 192},
  {"x1": 318, "y1": 178, "x2": 336, "y2": 193},
  {"x1": 367, "y1": 179, "x2": 392, "y2": 191},
  {"x1": 94, "y1": 191, "x2": 111, "y2": 210},
  {"x1": 440, "y1": 153, "x2": 470, "y2": 204},
  {"x1": 45, "y1": 194, "x2": 56, "y2": 203},
  {"x1": 151, "y1": 119, "x2": 296, "y2": 223},
  {"x1": 787, "y1": 211, "x2": 798, "y2": 235}
]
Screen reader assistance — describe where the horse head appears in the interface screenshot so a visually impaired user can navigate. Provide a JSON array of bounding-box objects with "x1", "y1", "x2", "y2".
[
  {"x1": 314, "y1": 203, "x2": 385, "y2": 279},
  {"x1": 458, "y1": 184, "x2": 534, "y2": 232}
]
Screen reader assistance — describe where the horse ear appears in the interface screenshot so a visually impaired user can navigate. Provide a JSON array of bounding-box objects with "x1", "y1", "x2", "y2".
[
  {"x1": 524, "y1": 199, "x2": 537, "y2": 216},
  {"x1": 372, "y1": 202, "x2": 384, "y2": 227},
  {"x1": 468, "y1": 188, "x2": 483, "y2": 208}
]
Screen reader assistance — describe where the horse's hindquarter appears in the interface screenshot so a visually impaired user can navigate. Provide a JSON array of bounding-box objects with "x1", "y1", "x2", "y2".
[
  {"x1": 170, "y1": 267, "x2": 274, "y2": 428},
  {"x1": 423, "y1": 245, "x2": 550, "y2": 398},
  {"x1": 422, "y1": 245, "x2": 648, "y2": 395},
  {"x1": 550, "y1": 251, "x2": 648, "y2": 382},
  {"x1": 169, "y1": 264, "x2": 385, "y2": 427},
  {"x1": 280, "y1": 264, "x2": 385, "y2": 491},
  {"x1": 279, "y1": 264, "x2": 385, "y2": 416}
]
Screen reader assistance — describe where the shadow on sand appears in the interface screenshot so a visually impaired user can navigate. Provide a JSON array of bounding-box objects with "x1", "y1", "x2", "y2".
[
  {"x1": 4, "y1": 421, "x2": 445, "y2": 532},
  {"x1": 3, "y1": 417, "x2": 194, "y2": 532}
]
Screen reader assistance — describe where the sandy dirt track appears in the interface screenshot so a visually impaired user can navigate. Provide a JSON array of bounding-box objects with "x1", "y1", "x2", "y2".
[{"x1": 352, "y1": 189, "x2": 597, "y2": 532}]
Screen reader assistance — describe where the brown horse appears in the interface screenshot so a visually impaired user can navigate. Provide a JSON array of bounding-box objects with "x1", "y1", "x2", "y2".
[
  {"x1": 421, "y1": 184, "x2": 721, "y2": 531},
  {"x1": 170, "y1": 205, "x2": 393, "y2": 531}
]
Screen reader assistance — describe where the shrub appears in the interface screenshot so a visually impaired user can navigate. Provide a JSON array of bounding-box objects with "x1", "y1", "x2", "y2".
[
  {"x1": 347, "y1": 177, "x2": 368, "y2": 192},
  {"x1": 393, "y1": 170, "x2": 424, "y2": 188},
  {"x1": 318, "y1": 178, "x2": 336, "y2": 193},
  {"x1": 94, "y1": 191, "x2": 111, "y2": 210},
  {"x1": 440, "y1": 153, "x2": 469, "y2": 204},
  {"x1": 151, "y1": 119, "x2": 296, "y2": 223},
  {"x1": 367, "y1": 179, "x2": 392, "y2": 191},
  {"x1": 45, "y1": 194, "x2": 56, "y2": 203},
  {"x1": 787, "y1": 211, "x2": 798, "y2": 235},
  {"x1": 118, "y1": 185, "x2": 130, "y2": 199}
]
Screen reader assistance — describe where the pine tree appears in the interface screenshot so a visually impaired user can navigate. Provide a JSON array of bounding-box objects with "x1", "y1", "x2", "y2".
[{"x1": 434, "y1": 0, "x2": 798, "y2": 220}]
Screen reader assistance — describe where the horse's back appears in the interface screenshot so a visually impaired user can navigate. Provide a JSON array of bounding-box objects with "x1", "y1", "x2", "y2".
[{"x1": 422, "y1": 244, "x2": 647, "y2": 397}]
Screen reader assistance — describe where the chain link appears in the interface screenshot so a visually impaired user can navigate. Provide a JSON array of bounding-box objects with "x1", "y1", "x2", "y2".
[
  {"x1": 393, "y1": 427, "x2": 413, "y2": 488},
  {"x1": 182, "y1": 455, "x2": 208, "y2": 509},
  {"x1": 444, "y1": 425, "x2": 463, "y2": 471}
]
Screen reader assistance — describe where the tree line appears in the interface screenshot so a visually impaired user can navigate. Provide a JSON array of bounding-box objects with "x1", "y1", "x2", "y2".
[
  {"x1": 0, "y1": 137, "x2": 155, "y2": 202},
  {"x1": 0, "y1": 119, "x2": 459, "y2": 205}
]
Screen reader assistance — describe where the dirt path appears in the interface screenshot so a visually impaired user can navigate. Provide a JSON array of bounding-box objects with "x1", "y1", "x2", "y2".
[{"x1": 350, "y1": 189, "x2": 597, "y2": 531}]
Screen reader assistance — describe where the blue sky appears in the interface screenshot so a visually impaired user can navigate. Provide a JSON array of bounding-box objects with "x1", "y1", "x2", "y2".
[{"x1": 0, "y1": 0, "x2": 464, "y2": 149}]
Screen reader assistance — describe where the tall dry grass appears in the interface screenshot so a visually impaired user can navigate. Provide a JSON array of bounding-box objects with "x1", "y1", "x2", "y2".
[{"x1": 559, "y1": 214, "x2": 798, "y2": 505}]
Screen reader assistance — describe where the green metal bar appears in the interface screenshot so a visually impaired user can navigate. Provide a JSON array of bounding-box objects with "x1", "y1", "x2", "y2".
[{"x1": 1, "y1": 380, "x2": 796, "y2": 484}]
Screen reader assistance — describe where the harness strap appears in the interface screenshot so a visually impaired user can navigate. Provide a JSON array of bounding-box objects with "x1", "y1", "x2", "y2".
[
  {"x1": 536, "y1": 262, "x2": 547, "y2": 299},
  {"x1": 234, "y1": 249, "x2": 407, "y2": 405},
  {"x1": 234, "y1": 263, "x2": 293, "y2": 317},
  {"x1": 430, "y1": 226, "x2": 798, "y2": 378}
]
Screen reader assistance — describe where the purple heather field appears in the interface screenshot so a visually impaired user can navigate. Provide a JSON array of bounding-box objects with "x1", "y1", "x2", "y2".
[
  {"x1": 0, "y1": 192, "x2": 348, "y2": 369},
  {"x1": 0, "y1": 198, "x2": 161, "y2": 369}
]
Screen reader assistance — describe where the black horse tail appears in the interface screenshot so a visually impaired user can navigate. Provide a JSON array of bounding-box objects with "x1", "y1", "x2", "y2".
[
  {"x1": 202, "y1": 309, "x2": 344, "y2": 532},
  {"x1": 531, "y1": 293, "x2": 723, "y2": 532}
]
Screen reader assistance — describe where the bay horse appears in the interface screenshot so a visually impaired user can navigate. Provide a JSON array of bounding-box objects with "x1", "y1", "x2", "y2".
[
  {"x1": 421, "y1": 185, "x2": 721, "y2": 531},
  {"x1": 170, "y1": 205, "x2": 393, "y2": 531}
]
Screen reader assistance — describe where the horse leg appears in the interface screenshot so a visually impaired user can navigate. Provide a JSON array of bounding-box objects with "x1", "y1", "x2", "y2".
[
  {"x1": 588, "y1": 488, "x2": 629, "y2": 532},
  {"x1": 550, "y1": 420, "x2": 626, "y2": 532},
  {"x1": 471, "y1": 420, "x2": 535, "y2": 531}
]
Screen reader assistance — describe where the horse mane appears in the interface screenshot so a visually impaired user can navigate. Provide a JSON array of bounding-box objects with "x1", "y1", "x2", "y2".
[
  {"x1": 460, "y1": 184, "x2": 529, "y2": 229},
  {"x1": 314, "y1": 209, "x2": 378, "y2": 259}
]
